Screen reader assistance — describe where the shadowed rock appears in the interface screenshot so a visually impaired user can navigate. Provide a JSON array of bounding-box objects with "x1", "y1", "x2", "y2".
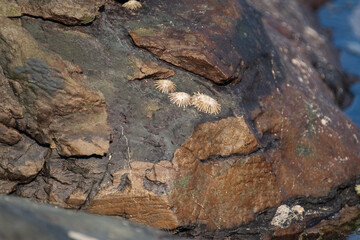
[{"x1": 0, "y1": 195, "x2": 175, "y2": 240}]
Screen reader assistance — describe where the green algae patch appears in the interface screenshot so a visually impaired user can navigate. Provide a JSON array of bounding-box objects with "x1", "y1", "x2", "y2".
[
  {"x1": 80, "y1": 15, "x2": 95, "y2": 24},
  {"x1": 173, "y1": 175, "x2": 191, "y2": 189},
  {"x1": 296, "y1": 144, "x2": 314, "y2": 157},
  {"x1": 132, "y1": 27, "x2": 158, "y2": 37}
]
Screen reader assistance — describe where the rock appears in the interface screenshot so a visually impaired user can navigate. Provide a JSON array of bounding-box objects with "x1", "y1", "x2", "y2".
[
  {"x1": 0, "y1": 17, "x2": 110, "y2": 157},
  {"x1": 0, "y1": 123, "x2": 22, "y2": 145},
  {"x1": 88, "y1": 117, "x2": 280, "y2": 230},
  {"x1": 0, "y1": 195, "x2": 175, "y2": 240},
  {"x1": 298, "y1": 205, "x2": 360, "y2": 240},
  {"x1": 128, "y1": 57, "x2": 175, "y2": 81},
  {"x1": 0, "y1": 136, "x2": 49, "y2": 182},
  {"x1": 301, "y1": 0, "x2": 329, "y2": 9},
  {"x1": 0, "y1": 0, "x2": 108, "y2": 24},
  {"x1": 0, "y1": 0, "x2": 359, "y2": 239},
  {"x1": 128, "y1": 0, "x2": 250, "y2": 84}
]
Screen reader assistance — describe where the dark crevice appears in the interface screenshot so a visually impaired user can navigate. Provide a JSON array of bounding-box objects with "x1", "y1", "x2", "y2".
[
  {"x1": 199, "y1": 137, "x2": 280, "y2": 164},
  {"x1": 79, "y1": 157, "x2": 112, "y2": 210}
]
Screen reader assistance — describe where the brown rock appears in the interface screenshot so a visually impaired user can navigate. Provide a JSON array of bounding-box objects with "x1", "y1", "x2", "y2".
[
  {"x1": 88, "y1": 117, "x2": 278, "y2": 230},
  {"x1": 0, "y1": 123, "x2": 22, "y2": 145},
  {"x1": 66, "y1": 188, "x2": 88, "y2": 208},
  {"x1": 0, "y1": 136, "x2": 48, "y2": 181},
  {"x1": 180, "y1": 117, "x2": 259, "y2": 160},
  {"x1": 170, "y1": 153, "x2": 281, "y2": 230},
  {"x1": 128, "y1": 57, "x2": 175, "y2": 81},
  {"x1": 0, "y1": 0, "x2": 108, "y2": 24},
  {"x1": 302, "y1": 205, "x2": 360, "y2": 238},
  {"x1": 128, "y1": 0, "x2": 246, "y2": 84},
  {"x1": 87, "y1": 161, "x2": 179, "y2": 229},
  {"x1": 0, "y1": 17, "x2": 110, "y2": 157},
  {"x1": 0, "y1": 180, "x2": 18, "y2": 194}
]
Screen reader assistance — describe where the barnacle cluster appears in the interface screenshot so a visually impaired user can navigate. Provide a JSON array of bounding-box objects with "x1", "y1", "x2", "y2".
[
  {"x1": 191, "y1": 92, "x2": 221, "y2": 115},
  {"x1": 154, "y1": 79, "x2": 221, "y2": 115},
  {"x1": 123, "y1": 0, "x2": 142, "y2": 10}
]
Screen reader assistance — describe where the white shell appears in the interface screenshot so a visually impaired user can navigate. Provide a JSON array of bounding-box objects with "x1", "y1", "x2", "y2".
[
  {"x1": 123, "y1": 0, "x2": 142, "y2": 10},
  {"x1": 169, "y1": 92, "x2": 191, "y2": 108},
  {"x1": 191, "y1": 92, "x2": 221, "y2": 115},
  {"x1": 154, "y1": 80, "x2": 176, "y2": 94}
]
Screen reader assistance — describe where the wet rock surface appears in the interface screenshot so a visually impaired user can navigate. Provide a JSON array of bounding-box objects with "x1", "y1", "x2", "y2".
[{"x1": 0, "y1": 0, "x2": 359, "y2": 239}]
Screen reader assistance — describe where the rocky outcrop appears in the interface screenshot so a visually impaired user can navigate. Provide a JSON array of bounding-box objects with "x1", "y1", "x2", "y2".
[
  {"x1": 0, "y1": 0, "x2": 359, "y2": 239},
  {"x1": 0, "y1": 17, "x2": 110, "y2": 157},
  {"x1": 0, "y1": 0, "x2": 108, "y2": 24}
]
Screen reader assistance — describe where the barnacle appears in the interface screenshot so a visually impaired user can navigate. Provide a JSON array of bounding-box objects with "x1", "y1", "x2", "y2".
[
  {"x1": 123, "y1": 0, "x2": 142, "y2": 10},
  {"x1": 154, "y1": 80, "x2": 176, "y2": 94},
  {"x1": 169, "y1": 92, "x2": 191, "y2": 108},
  {"x1": 356, "y1": 184, "x2": 360, "y2": 195},
  {"x1": 191, "y1": 92, "x2": 221, "y2": 115}
]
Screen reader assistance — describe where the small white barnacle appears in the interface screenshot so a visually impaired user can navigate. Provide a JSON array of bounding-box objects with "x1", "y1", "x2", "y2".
[
  {"x1": 191, "y1": 92, "x2": 221, "y2": 115},
  {"x1": 123, "y1": 0, "x2": 142, "y2": 10},
  {"x1": 356, "y1": 184, "x2": 360, "y2": 195},
  {"x1": 169, "y1": 92, "x2": 191, "y2": 108},
  {"x1": 154, "y1": 80, "x2": 176, "y2": 94}
]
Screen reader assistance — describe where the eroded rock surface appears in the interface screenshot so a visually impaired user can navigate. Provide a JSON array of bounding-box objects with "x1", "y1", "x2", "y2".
[
  {"x1": 0, "y1": 0, "x2": 359, "y2": 239},
  {"x1": 0, "y1": 17, "x2": 110, "y2": 158},
  {"x1": 0, "y1": 0, "x2": 108, "y2": 24}
]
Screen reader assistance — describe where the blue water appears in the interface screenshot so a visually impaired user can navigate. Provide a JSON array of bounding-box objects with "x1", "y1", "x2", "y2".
[
  {"x1": 319, "y1": 2, "x2": 360, "y2": 239},
  {"x1": 319, "y1": 0, "x2": 360, "y2": 127}
]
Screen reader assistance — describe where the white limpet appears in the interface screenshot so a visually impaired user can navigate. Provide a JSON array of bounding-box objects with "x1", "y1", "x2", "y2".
[
  {"x1": 169, "y1": 92, "x2": 191, "y2": 108},
  {"x1": 191, "y1": 92, "x2": 221, "y2": 115},
  {"x1": 123, "y1": 0, "x2": 142, "y2": 10},
  {"x1": 154, "y1": 80, "x2": 176, "y2": 94}
]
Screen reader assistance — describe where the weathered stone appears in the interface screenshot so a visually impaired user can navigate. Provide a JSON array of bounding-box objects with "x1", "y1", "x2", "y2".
[
  {"x1": 87, "y1": 161, "x2": 179, "y2": 229},
  {"x1": 300, "y1": 205, "x2": 360, "y2": 239},
  {"x1": 0, "y1": 17, "x2": 110, "y2": 157},
  {"x1": 128, "y1": 57, "x2": 175, "y2": 81},
  {"x1": 180, "y1": 117, "x2": 259, "y2": 160},
  {"x1": 0, "y1": 136, "x2": 48, "y2": 181},
  {"x1": 0, "y1": 0, "x2": 108, "y2": 24},
  {"x1": 0, "y1": 0, "x2": 358, "y2": 239},
  {"x1": 0, "y1": 180, "x2": 18, "y2": 194},
  {"x1": 128, "y1": 0, "x2": 253, "y2": 84},
  {"x1": 0, "y1": 123, "x2": 22, "y2": 145}
]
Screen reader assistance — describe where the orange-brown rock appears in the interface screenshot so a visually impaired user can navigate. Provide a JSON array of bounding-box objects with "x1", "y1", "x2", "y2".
[
  {"x1": 87, "y1": 161, "x2": 179, "y2": 229},
  {"x1": 180, "y1": 117, "x2": 259, "y2": 160},
  {"x1": 128, "y1": 57, "x2": 175, "y2": 81},
  {"x1": 87, "y1": 117, "x2": 278, "y2": 230}
]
